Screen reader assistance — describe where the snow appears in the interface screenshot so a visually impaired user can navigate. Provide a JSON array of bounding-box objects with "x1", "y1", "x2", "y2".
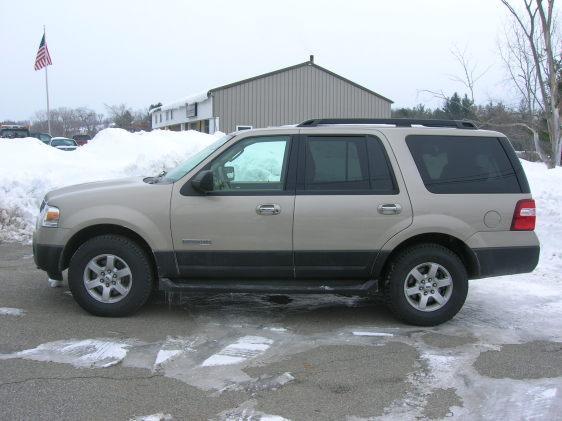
[
  {"x1": 0, "y1": 307, "x2": 25, "y2": 316},
  {"x1": 201, "y1": 336, "x2": 273, "y2": 367},
  {"x1": 217, "y1": 399, "x2": 290, "y2": 421},
  {"x1": 520, "y1": 160, "x2": 562, "y2": 275},
  {"x1": 352, "y1": 331, "x2": 394, "y2": 337},
  {"x1": 132, "y1": 413, "x2": 173, "y2": 421},
  {"x1": 154, "y1": 349, "x2": 182, "y2": 367},
  {"x1": 156, "y1": 92, "x2": 209, "y2": 112},
  {"x1": 0, "y1": 338, "x2": 133, "y2": 368},
  {"x1": 0, "y1": 128, "x2": 222, "y2": 242}
]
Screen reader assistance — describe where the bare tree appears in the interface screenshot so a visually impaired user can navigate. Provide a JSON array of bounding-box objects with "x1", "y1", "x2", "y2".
[
  {"x1": 419, "y1": 46, "x2": 486, "y2": 117},
  {"x1": 449, "y1": 46, "x2": 492, "y2": 103},
  {"x1": 500, "y1": 0, "x2": 561, "y2": 168},
  {"x1": 105, "y1": 104, "x2": 134, "y2": 130},
  {"x1": 499, "y1": 22, "x2": 541, "y2": 117},
  {"x1": 75, "y1": 107, "x2": 101, "y2": 136},
  {"x1": 30, "y1": 107, "x2": 106, "y2": 138}
]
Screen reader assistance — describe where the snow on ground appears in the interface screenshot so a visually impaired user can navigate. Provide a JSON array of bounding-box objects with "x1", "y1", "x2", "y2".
[
  {"x1": 520, "y1": 160, "x2": 562, "y2": 276},
  {"x1": 0, "y1": 338, "x2": 135, "y2": 368},
  {"x1": 0, "y1": 307, "x2": 25, "y2": 316},
  {"x1": 352, "y1": 331, "x2": 394, "y2": 337},
  {"x1": 201, "y1": 336, "x2": 273, "y2": 367},
  {"x1": 132, "y1": 413, "x2": 173, "y2": 421},
  {"x1": 0, "y1": 128, "x2": 221, "y2": 242}
]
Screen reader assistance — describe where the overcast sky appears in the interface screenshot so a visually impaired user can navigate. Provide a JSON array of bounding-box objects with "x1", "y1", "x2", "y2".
[{"x1": 1, "y1": 0, "x2": 519, "y2": 121}]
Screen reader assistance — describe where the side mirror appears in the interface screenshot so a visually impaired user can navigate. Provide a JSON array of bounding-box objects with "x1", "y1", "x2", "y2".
[
  {"x1": 224, "y1": 166, "x2": 235, "y2": 181},
  {"x1": 191, "y1": 170, "x2": 214, "y2": 193}
]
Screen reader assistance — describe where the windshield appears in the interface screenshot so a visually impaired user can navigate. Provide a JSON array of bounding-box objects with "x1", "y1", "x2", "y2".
[
  {"x1": 52, "y1": 139, "x2": 76, "y2": 146},
  {"x1": 163, "y1": 134, "x2": 234, "y2": 182}
]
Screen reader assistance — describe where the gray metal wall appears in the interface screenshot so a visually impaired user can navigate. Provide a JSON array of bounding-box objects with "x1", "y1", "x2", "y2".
[{"x1": 211, "y1": 64, "x2": 391, "y2": 133}]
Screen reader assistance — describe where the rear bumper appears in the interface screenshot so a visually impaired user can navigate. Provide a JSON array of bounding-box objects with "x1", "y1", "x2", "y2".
[
  {"x1": 33, "y1": 238, "x2": 63, "y2": 280},
  {"x1": 473, "y1": 245, "x2": 540, "y2": 278}
]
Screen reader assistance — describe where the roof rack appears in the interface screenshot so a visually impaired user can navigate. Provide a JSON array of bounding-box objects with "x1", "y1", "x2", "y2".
[{"x1": 297, "y1": 118, "x2": 477, "y2": 129}]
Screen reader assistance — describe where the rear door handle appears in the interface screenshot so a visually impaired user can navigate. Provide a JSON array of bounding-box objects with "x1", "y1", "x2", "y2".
[
  {"x1": 256, "y1": 204, "x2": 281, "y2": 215},
  {"x1": 378, "y1": 203, "x2": 402, "y2": 215}
]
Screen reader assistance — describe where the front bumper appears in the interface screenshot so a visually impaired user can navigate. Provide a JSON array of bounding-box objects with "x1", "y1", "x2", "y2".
[
  {"x1": 33, "y1": 236, "x2": 64, "y2": 280},
  {"x1": 473, "y1": 245, "x2": 540, "y2": 278}
]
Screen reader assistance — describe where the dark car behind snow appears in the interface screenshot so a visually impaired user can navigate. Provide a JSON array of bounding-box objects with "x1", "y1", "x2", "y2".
[
  {"x1": 0, "y1": 126, "x2": 30, "y2": 139},
  {"x1": 72, "y1": 134, "x2": 91, "y2": 146},
  {"x1": 31, "y1": 132, "x2": 52, "y2": 144}
]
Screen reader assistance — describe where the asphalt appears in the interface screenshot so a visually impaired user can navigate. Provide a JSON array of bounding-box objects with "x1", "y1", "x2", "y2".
[{"x1": 1, "y1": 243, "x2": 561, "y2": 420}]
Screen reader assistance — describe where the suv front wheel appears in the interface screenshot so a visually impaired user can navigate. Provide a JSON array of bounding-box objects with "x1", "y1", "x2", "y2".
[
  {"x1": 384, "y1": 244, "x2": 468, "y2": 326},
  {"x1": 68, "y1": 235, "x2": 154, "y2": 316}
]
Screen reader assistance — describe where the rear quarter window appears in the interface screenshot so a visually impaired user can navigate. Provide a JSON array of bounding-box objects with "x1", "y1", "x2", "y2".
[{"x1": 406, "y1": 135, "x2": 522, "y2": 194}]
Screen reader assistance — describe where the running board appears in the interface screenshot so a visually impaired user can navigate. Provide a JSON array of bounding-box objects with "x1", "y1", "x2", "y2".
[{"x1": 159, "y1": 278, "x2": 379, "y2": 295}]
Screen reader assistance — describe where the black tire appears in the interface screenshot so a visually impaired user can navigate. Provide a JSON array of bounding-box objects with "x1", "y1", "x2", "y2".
[
  {"x1": 68, "y1": 235, "x2": 154, "y2": 317},
  {"x1": 383, "y1": 243, "x2": 468, "y2": 326}
]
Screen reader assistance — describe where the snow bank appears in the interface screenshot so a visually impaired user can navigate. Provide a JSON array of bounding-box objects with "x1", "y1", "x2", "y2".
[
  {"x1": 520, "y1": 160, "x2": 562, "y2": 275},
  {"x1": 0, "y1": 129, "x2": 221, "y2": 242}
]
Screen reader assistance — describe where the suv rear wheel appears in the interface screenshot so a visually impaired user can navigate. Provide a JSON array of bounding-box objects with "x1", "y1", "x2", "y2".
[
  {"x1": 68, "y1": 235, "x2": 154, "y2": 316},
  {"x1": 384, "y1": 244, "x2": 468, "y2": 326}
]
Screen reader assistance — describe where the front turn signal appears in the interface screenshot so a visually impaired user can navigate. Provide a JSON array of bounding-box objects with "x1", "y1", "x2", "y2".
[{"x1": 42, "y1": 206, "x2": 60, "y2": 228}]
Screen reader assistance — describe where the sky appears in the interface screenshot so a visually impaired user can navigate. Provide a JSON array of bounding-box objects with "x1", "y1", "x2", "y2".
[{"x1": 0, "y1": 0, "x2": 521, "y2": 121}]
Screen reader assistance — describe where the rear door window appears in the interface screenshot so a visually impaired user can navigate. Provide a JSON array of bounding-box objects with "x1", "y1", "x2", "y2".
[
  {"x1": 300, "y1": 135, "x2": 397, "y2": 193},
  {"x1": 305, "y1": 137, "x2": 370, "y2": 191},
  {"x1": 406, "y1": 135, "x2": 521, "y2": 194}
]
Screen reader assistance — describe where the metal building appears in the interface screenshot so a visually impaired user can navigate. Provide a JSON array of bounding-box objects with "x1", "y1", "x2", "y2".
[{"x1": 151, "y1": 56, "x2": 392, "y2": 134}]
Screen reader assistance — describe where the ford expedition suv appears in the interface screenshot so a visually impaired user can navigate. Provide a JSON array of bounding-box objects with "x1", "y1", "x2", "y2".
[{"x1": 33, "y1": 119, "x2": 540, "y2": 325}]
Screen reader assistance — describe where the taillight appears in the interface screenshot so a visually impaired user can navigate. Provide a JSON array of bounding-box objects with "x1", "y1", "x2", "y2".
[{"x1": 511, "y1": 199, "x2": 536, "y2": 231}]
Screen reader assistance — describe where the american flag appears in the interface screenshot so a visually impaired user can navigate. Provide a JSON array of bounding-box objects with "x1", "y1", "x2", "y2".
[{"x1": 34, "y1": 34, "x2": 52, "y2": 71}]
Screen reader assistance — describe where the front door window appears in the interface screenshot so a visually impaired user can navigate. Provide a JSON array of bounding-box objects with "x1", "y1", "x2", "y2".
[{"x1": 209, "y1": 135, "x2": 290, "y2": 192}]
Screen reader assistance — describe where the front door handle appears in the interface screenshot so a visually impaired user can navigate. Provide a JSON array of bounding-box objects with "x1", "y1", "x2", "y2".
[
  {"x1": 378, "y1": 203, "x2": 402, "y2": 215},
  {"x1": 256, "y1": 204, "x2": 281, "y2": 215}
]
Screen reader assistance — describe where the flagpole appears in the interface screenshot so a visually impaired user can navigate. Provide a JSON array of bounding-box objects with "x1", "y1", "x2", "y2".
[{"x1": 44, "y1": 25, "x2": 51, "y2": 136}]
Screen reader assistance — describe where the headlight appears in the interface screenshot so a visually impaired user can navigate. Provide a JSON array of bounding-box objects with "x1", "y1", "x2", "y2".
[{"x1": 41, "y1": 205, "x2": 60, "y2": 228}]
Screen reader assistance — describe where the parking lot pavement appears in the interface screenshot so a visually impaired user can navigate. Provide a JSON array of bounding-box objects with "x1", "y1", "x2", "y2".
[{"x1": 1, "y1": 243, "x2": 561, "y2": 420}]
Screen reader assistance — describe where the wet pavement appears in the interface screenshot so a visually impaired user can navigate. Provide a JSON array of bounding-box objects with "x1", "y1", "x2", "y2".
[{"x1": 1, "y1": 243, "x2": 561, "y2": 420}]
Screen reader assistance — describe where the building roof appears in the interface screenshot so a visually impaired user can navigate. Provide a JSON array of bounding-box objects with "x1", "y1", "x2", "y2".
[
  {"x1": 153, "y1": 58, "x2": 393, "y2": 113},
  {"x1": 149, "y1": 92, "x2": 208, "y2": 114},
  {"x1": 208, "y1": 59, "x2": 393, "y2": 104}
]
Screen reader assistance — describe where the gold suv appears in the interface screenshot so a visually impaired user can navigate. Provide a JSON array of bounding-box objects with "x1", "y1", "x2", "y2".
[{"x1": 33, "y1": 119, "x2": 540, "y2": 325}]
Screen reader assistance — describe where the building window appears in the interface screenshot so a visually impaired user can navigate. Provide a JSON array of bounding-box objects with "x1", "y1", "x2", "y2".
[
  {"x1": 165, "y1": 110, "x2": 169, "y2": 121},
  {"x1": 159, "y1": 113, "x2": 162, "y2": 123},
  {"x1": 204, "y1": 119, "x2": 210, "y2": 134},
  {"x1": 236, "y1": 125, "x2": 253, "y2": 131},
  {"x1": 170, "y1": 109, "x2": 174, "y2": 120}
]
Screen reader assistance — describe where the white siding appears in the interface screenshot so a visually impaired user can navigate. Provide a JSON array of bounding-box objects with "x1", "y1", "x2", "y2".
[{"x1": 151, "y1": 98, "x2": 213, "y2": 130}]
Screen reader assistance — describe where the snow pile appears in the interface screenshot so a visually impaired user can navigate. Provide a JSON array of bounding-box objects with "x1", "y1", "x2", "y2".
[
  {"x1": 521, "y1": 160, "x2": 562, "y2": 275},
  {"x1": 0, "y1": 129, "x2": 221, "y2": 242}
]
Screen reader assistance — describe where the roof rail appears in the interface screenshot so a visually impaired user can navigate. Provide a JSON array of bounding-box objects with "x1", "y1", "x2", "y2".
[{"x1": 297, "y1": 118, "x2": 477, "y2": 129}]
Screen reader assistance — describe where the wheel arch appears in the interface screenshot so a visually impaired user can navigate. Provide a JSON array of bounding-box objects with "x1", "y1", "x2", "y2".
[
  {"x1": 375, "y1": 233, "x2": 480, "y2": 280},
  {"x1": 60, "y1": 224, "x2": 158, "y2": 277}
]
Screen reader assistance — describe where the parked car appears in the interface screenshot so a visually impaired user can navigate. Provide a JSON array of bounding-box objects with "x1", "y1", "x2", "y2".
[
  {"x1": 72, "y1": 134, "x2": 91, "y2": 146},
  {"x1": 49, "y1": 137, "x2": 78, "y2": 151},
  {"x1": 30, "y1": 132, "x2": 52, "y2": 144},
  {"x1": 0, "y1": 125, "x2": 30, "y2": 139},
  {"x1": 33, "y1": 118, "x2": 540, "y2": 325}
]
